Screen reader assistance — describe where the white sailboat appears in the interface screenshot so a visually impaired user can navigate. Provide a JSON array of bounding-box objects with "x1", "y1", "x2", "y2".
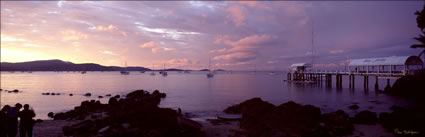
[
  {"x1": 120, "y1": 61, "x2": 130, "y2": 75},
  {"x1": 161, "y1": 63, "x2": 167, "y2": 77},
  {"x1": 207, "y1": 59, "x2": 214, "y2": 78},
  {"x1": 150, "y1": 64, "x2": 156, "y2": 76}
]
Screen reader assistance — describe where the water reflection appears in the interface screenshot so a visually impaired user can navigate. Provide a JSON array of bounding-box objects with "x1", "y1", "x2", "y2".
[{"x1": 1, "y1": 71, "x2": 408, "y2": 119}]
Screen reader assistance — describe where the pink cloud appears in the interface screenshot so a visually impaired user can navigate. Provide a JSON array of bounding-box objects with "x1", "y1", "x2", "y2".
[
  {"x1": 238, "y1": 1, "x2": 257, "y2": 8},
  {"x1": 209, "y1": 48, "x2": 227, "y2": 53},
  {"x1": 61, "y1": 30, "x2": 88, "y2": 41},
  {"x1": 96, "y1": 24, "x2": 118, "y2": 31},
  {"x1": 215, "y1": 34, "x2": 276, "y2": 52},
  {"x1": 329, "y1": 49, "x2": 344, "y2": 54},
  {"x1": 140, "y1": 41, "x2": 157, "y2": 48},
  {"x1": 166, "y1": 58, "x2": 194, "y2": 65},
  {"x1": 226, "y1": 6, "x2": 245, "y2": 27},
  {"x1": 213, "y1": 52, "x2": 257, "y2": 63}
]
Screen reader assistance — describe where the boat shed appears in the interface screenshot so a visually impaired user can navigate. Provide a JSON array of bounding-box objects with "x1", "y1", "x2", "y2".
[
  {"x1": 348, "y1": 56, "x2": 423, "y2": 75},
  {"x1": 290, "y1": 63, "x2": 312, "y2": 72}
]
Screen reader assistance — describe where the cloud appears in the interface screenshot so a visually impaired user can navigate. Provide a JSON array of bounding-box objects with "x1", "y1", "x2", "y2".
[
  {"x1": 215, "y1": 34, "x2": 277, "y2": 52},
  {"x1": 267, "y1": 60, "x2": 278, "y2": 64},
  {"x1": 61, "y1": 30, "x2": 88, "y2": 41},
  {"x1": 209, "y1": 48, "x2": 227, "y2": 53},
  {"x1": 213, "y1": 52, "x2": 257, "y2": 63},
  {"x1": 1, "y1": 35, "x2": 27, "y2": 42},
  {"x1": 329, "y1": 50, "x2": 344, "y2": 54},
  {"x1": 96, "y1": 24, "x2": 118, "y2": 31},
  {"x1": 140, "y1": 41, "x2": 174, "y2": 53},
  {"x1": 102, "y1": 50, "x2": 117, "y2": 55},
  {"x1": 140, "y1": 41, "x2": 157, "y2": 48},
  {"x1": 238, "y1": 1, "x2": 257, "y2": 8},
  {"x1": 226, "y1": 6, "x2": 245, "y2": 27},
  {"x1": 166, "y1": 58, "x2": 197, "y2": 66}
]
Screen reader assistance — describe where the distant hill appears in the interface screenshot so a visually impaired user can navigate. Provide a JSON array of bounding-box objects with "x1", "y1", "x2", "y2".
[{"x1": 0, "y1": 59, "x2": 151, "y2": 71}]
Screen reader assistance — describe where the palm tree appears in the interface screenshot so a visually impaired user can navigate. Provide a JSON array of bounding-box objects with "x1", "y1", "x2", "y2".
[{"x1": 411, "y1": 5, "x2": 425, "y2": 59}]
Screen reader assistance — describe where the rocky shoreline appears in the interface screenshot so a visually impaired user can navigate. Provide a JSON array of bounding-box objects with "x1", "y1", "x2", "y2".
[
  {"x1": 35, "y1": 89, "x2": 422, "y2": 137},
  {"x1": 47, "y1": 89, "x2": 203, "y2": 137}
]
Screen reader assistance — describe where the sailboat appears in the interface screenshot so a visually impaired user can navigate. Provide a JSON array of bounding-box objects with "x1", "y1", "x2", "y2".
[
  {"x1": 150, "y1": 64, "x2": 156, "y2": 76},
  {"x1": 207, "y1": 59, "x2": 214, "y2": 78},
  {"x1": 161, "y1": 63, "x2": 168, "y2": 77},
  {"x1": 120, "y1": 61, "x2": 130, "y2": 75}
]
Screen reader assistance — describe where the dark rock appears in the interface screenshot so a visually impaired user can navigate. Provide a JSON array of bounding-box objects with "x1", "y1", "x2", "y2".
[
  {"x1": 388, "y1": 69, "x2": 425, "y2": 100},
  {"x1": 105, "y1": 94, "x2": 112, "y2": 97},
  {"x1": 114, "y1": 95, "x2": 120, "y2": 98},
  {"x1": 348, "y1": 104, "x2": 359, "y2": 110},
  {"x1": 379, "y1": 106, "x2": 425, "y2": 136},
  {"x1": 48, "y1": 112, "x2": 54, "y2": 118},
  {"x1": 12, "y1": 89, "x2": 19, "y2": 93},
  {"x1": 353, "y1": 110, "x2": 377, "y2": 125},
  {"x1": 69, "y1": 94, "x2": 73, "y2": 96},
  {"x1": 42, "y1": 93, "x2": 50, "y2": 95},
  {"x1": 51, "y1": 93, "x2": 56, "y2": 95},
  {"x1": 98, "y1": 96, "x2": 103, "y2": 98},
  {"x1": 108, "y1": 97, "x2": 118, "y2": 105},
  {"x1": 84, "y1": 93, "x2": 91, "y2": 97},
  {"x1": 224, "y1": 99, "x2": 324, "y2": 137},
  {"x1": 55, "y1": 89, "x2": 203, "y2": 137},
  {"x1": 36, "y1": 119, "x2": 43, "y2": 123},
  {"x1": 321, "y1": 110, "x2": 354, "y2": 136}
]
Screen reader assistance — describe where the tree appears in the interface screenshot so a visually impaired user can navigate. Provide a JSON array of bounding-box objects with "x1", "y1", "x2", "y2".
[{"x1": 411, "y1": 4, "x2": 425, "y2": 59}]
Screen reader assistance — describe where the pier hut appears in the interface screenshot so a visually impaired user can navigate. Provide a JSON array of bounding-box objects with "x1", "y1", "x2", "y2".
[
  {"x1": 290, "y1": 63, "x2": 312, "y2": 72},
  {"x1": 348, "y1": 56, "x2": 423, "y2": 76},
  {"x1": 289, "y1": 63, "x2": 312, "y2": 81}
]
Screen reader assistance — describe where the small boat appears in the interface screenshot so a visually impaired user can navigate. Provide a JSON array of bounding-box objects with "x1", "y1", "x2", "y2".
[
  {"x1": 206, "y1": 59, "x2": 214, "y2": 78},
  {"x1": 217, "y1": 114, "x2": 242, "y2": 120},
  {"x1": 120, "y1": 61, "x2": 130, "y2": 75},
  {"x1": 150, "y1": 72, "x2": 156, "y2": 76},
  {"x1": 160, "y1": 63, "x2": 167, "y2": 77},
  {"x1": 207, "y1": 72, "x2": 214, "y2": 78},
  {"x1": 120, "y1": 71, "x2": 130, "y2": 75},
  {"x1": 162, "y1": 71, "x2": 168, "y2": 77}
]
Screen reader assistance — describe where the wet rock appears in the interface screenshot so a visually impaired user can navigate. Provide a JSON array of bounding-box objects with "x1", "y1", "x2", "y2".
[
  {"x1": 98, "y1": 126, "x2": 110, "y2": 133},
  {"x1": 379, "y1": 106, "x2": 425, "y2": 136},
  {"x1": 48, "y1": 112, "x2": 54, "y2": 118},
  {"x1": 321, "y1": 110, "x2": 354, "y2": 136},
  {"x1": 55, "y1": 89, "x2": 203, "y2": 137},
  {"x1": 105, "y1": 94, "x2": 112, "y2": 97},
  {"x1": 353, "y1": 110, "x2": 377, "y2": 125},
  {"x1": 98, "y1": 96, "x2": 103, "y2": 98},
  {"x1": 12, "y1": 89, "x2": 19, "y2": 93},
  {"x1": 51, "y1": 93, "x2": 56, "y2": 95},
  {"x1": 114, "y1": 95, "x2": 120, "y2": 98},
  {"x1": 36, "y1": 119, "x2": 43, "y2": 123},
  {"x1": 348, "y1": 104, "x2": 359, "y2": 110},
  {"x1": 84, "y1": 93, "x2": 92, "y2": 97},
  {"x1": 69, "y1": 93, "x2": 73, "y2": 96},
  {"x1": 224, "y1": 99, "x2": 324, "y2": 137},
  {"x1": 42, "y1": 93, "x2": 50, "y2": 95}
]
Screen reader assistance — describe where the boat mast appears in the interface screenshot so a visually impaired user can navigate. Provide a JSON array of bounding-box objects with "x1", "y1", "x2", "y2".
[{"x1": 311, "y1": 14, "x2": 314, "y2": 70}]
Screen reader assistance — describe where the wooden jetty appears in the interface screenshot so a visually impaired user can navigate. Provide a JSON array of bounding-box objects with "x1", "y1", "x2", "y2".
[{"x1": 287, "y1": 56, "x2": 424, "y2": 91}]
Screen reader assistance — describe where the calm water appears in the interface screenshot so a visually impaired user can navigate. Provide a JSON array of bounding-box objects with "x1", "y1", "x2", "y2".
[{"x1": 0, "y1": 71, "x2": 408, "y2": 119}]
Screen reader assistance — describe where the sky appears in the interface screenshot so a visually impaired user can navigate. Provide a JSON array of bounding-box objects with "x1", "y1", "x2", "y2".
[{"x1": 1, "y1": 1, "x2": 423, "y2": 70}]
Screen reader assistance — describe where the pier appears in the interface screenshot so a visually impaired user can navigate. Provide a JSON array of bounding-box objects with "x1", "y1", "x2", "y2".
[{"x1": 287, "y1": 56, "x2": 424, "y2": 91}]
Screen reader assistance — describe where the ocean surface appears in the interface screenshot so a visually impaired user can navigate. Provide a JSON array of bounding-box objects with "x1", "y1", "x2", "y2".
[{"x1": 0, "y1": 71, "x2": 408, "y2": 119}]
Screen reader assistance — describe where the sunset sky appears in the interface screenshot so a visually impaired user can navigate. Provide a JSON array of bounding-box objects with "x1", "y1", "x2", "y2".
[{"x1": 1, "y1": 1, "x2": 423, "y2": 70}]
